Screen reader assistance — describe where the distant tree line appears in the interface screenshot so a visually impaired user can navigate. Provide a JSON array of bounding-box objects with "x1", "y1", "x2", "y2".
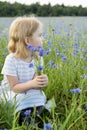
[{"x1": 0, "y1": 1, "x2": 87, "y2": 16}]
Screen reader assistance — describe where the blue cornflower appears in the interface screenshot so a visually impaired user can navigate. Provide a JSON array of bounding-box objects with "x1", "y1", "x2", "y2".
[
  {"x1": 55, "y1": 48, "x2": 59, "y2": 56},
  {"x1": 52, "y1": 64, "x2": 57, "y2": 68},
  {"x1": 61, "y1": 71, "x2": 65, "y2": 75},
  {"x1": 44, "y1": 123, "x2": 53, "y2": 130},
  {"x1": 48, "y1": 41, "x2": 52, "y2": 47},
  {"x1": 29, "y1": 63, "x2": 33, "y2": 68},
  {"x1": 84, "y1": 104, "x2": 87, "y2": 110},
  {"x1": 62, "y1": 57, "x2": 67, "y2": 61},
  {"x1": 2, "y1": 53, "x2": 7, "y2": 57},
  {"x1": 60, "y1": 53, "x2": 64, "y2": 58},
  {"x1": 70, "y1": 88, "x2": 81, "y2": 93},
  {"x1": 49, "y1": 60, "x2": 54, "y2": 65},
  {"x1": 37, "y1": 46, "x2": 42, "y2": 50},
  {"x1": 84, "y1": 58, "x2": 87, "y2": 61},
  {"x1": 24, "y1": 109, "x2": 31, "y2": 115},
  {"x1": 46, "y1": 48, "x2": 50, "y2": 55},
  {"x1": 38, "y1": 65, "x2": 44, "y2": 71},
  {"x1": 60, "y1": 53, "x2": 67, "y2": 61},
  {"x1": 27, "y1": 44, "x2": 33, "y2": 50},
  {"x1": 39, "y1": 49, "x2": 45, "y2": 56},
  {"x1": 27, "y1": 44, "x2": 38, "y2": 52},
  {"x1": 81, "y1": 74, "x2": 87, "y2": 79},
  {"x1": 27, "y1": 44, "x2": 43, "y2": 52},
  {"x1": 27, "y1": 44, "x2": 45, "y2": 75},
  {"x1": 74, "y1": 49, "x2": 79, "y2": 54}
]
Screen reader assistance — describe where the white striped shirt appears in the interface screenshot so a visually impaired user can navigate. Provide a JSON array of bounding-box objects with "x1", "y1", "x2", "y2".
[{"x1": 1, "y1": 53, "x2": 46, "y2": 112}]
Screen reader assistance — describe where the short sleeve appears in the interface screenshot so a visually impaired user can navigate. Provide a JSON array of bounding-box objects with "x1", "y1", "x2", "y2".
[{"x1": 1, "y1": 54, "x2": 17, "y2": 76}]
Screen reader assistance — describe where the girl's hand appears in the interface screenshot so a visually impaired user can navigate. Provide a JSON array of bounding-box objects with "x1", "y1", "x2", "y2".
[{"x1": 31, "y1": 74, "x2": 48, "y2": 88}]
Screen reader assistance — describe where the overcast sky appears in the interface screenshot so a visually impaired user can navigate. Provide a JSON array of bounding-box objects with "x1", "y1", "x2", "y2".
[{"x1": 0, "y1": 0, "x2": 87, "y2": 7}]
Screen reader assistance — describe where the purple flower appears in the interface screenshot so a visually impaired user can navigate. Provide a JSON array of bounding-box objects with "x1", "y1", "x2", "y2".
[
  {"x1": 70, "y1": 88, "x2": 81, "y2": 93},
  {"x1": 44, "y1": 123, "x2": 53, "y2": 130},
  {"x1": 60, "y1": 53, "x2": 64, "y2": 58},
  {"x1": 27, "y1": 44, "x2": 33, "y2": 50},
  {"x1": 48, "y1": 41, "x2": 52, "y2": 47},
  {"x1": 60, "y1": 53, "x2": 67, "y2": 61},
  {"x1": 61, "y1": 71, "x2": 65, "y2": 75},
  {"x1": 55, "y1": 48, "x2": 59, "y2": 56},
  {"x1": 27, "y1": 44, "x2": 38, "y2": 52},
  {"x1": 24, "y1": 109, "x2": 31, "y2": 115},
  {"x1": 81, "y1": 74, "x2": 87, "y2": 79},
  {"x1": 27, "y1": 44, "x2": 43, "y2": 52},
  {"x1": 62, "y1": 57, "x2": 67, "y2": 61},
  {"x1": 49, "y1": 60, "x2": 54, "y2": 65},
  {"x1": 85, "y1": 104, "x2": 87, "y2": 110},
  {"x1": 29, "y1": 63, "x2": 33, "y2": 68},
  {"x1": 37, "y1": 46, "x2": 42, "y2": 50},
  {"x1": 45, "y1": 48, "x2": 50, "y2": 55},
  {"x1": 27, "y1": 44, "x2": 45, "y2": 75},
  {"x1": 52, "y1": 64, "x2": 57, "y2": 68},
  {"x1": 38, "y1": 65, "x2": 44, "y2": 71},
  {"x1": 39, "y1": 49, "x2": 45, "y2": 56}
]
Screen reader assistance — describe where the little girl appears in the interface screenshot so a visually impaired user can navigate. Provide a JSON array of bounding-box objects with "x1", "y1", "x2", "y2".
[{"x1": 1, "y1": 17, "x2": 49, "y2": 127}]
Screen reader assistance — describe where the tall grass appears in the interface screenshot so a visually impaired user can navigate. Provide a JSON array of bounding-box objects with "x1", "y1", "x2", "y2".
[{"x1": 0, "y1": 19, "x2": 87, "y2": 129}]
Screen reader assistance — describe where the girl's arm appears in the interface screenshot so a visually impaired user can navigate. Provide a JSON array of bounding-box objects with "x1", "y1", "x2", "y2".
[{"x1": 7, "y1": 74, "x2": 48, "y2": 93}]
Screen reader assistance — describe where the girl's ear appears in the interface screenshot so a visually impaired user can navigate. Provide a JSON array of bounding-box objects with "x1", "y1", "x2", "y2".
[
  {"x1": 25, "y1": 37, "x2": 30, "y2": 45},
  {"x1": 25, "y1": 37, "x2": 32, "y2": 45}
]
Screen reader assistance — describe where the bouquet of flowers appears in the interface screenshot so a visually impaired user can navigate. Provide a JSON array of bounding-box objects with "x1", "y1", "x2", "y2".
[
  {"x1": 27, "y1": 44, "x2": 56, "y2": 118},
  {"x1": 27, "y1": 44, "x2": 45, "y2": 75}
]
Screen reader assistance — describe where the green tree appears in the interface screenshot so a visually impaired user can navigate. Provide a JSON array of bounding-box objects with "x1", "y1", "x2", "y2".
[{"x1": 0, "y1": 1, "x2": 87, "y2": 16}]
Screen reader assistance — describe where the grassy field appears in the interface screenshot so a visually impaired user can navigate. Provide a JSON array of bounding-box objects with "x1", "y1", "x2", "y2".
[{"x1": 0, "y1": 18, "x2": 87, "y2": 129}]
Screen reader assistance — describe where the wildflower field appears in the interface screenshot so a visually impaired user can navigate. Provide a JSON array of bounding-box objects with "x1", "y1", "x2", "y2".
[{"x1": 0, "y1": 17, "x2": 87, "y2": 130}]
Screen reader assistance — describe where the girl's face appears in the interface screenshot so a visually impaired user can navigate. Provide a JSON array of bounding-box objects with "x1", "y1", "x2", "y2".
[{"x1": 30, "y1": 26, "x2": 43, "y2": 47}]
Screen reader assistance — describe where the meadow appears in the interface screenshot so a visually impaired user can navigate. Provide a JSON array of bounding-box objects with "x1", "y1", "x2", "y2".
[{"x1": 0, "y1": 17, "x2": 87, "y2": 130}]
